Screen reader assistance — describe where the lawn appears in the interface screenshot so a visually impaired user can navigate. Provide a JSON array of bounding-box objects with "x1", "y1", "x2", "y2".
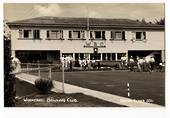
[
  {"x1": 15, "y1": 79, "x2": 125, "y2": 107},
  {"x1": 42, "y1": 71, "x2": 165, "y2": 106}
]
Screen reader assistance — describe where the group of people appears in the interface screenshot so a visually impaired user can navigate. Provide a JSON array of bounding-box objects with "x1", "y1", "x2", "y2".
[
  {"x1": 60, "y1": 54, "x2": 164, "y2": 72},
  {"x1": 121, "y1": 55, "x2": 160, "y2": 72},
  {"x1": 10, "y1": 54, "x2": 164, "y2": 72},
  {"x1": 61, "y1": 55, "x2": 94, "y2": 70},
  {"x1": 60, "y1": 55, "x2": 74, "y2": 69},
  {"x1": 78, "y1": 58, "x2": 91, "y2": 70}
]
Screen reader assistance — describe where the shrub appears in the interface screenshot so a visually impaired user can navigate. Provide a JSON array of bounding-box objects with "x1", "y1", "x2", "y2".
[
  {"x1": 4, "y1": 40, "x2": 16, "y2": 107},
  {"x1": 35, "y1": 79, "x2": 53, "y2": 93}
]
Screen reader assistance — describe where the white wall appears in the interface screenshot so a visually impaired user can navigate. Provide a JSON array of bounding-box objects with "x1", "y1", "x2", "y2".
[{"x1": 10, "y1": 28, "x2": 165, "y2": 55}]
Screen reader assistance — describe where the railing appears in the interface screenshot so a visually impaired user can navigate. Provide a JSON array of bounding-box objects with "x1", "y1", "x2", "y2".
[
  {"x1": 20, "y1": 63, "x2": 62, "y2": 79},
  {"x1": 12, "y1": 62, "x2": 65, "y2": 93}
]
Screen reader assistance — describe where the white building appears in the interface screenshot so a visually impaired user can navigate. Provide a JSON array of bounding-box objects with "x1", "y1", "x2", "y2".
[{"x1": 7, "y1": 17, "x2": 165, "y2": 64}]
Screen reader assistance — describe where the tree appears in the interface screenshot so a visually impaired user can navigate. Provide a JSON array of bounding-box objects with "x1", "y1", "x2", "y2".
[
  {"x1": 4, "y1": 20, "x2": 15, "y2": 107},
  {"x1": 155, "y1": 18, "x2": 165, "y2": 25}
]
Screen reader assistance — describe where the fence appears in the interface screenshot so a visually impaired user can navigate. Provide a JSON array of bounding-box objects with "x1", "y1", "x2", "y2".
[{"x1": 14, "y1": 63, "x2": 65, "y2": 93}]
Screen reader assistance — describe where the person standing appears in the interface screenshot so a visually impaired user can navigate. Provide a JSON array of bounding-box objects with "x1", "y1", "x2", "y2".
[
  {"x1": 143, "y1": 56, "x2": 151, "y2": 72},
  {"x1": 11, "y1": 56, "x2": 21, "y2": 73},
  {"x1": 87, "y1": 58, "x2": 91, "y2": 69},
  {"x1": 91, "y1": 58, "x2": 96, "y2": 69},
  {"x1": 136, "y1": 56, "x2": 142, "y2": 72},
  {"x1": 69, "y1": 55, "x2": 73, "y2": 70},
  {"x1": 150, "y1": 57, "x2": 155, "y2": 71},
  {"x1": 138, "y1": 57, "x2": 144, "y2": 71},
  {"x1": 129, "y1": 56, "x2": 134, "y2": 71},
  {"x1": 79, "y1": 58, "x2": 82, "y2": 68},
  {"x1": 121, "y1": 55, "x2": 127, "y2": 69}
]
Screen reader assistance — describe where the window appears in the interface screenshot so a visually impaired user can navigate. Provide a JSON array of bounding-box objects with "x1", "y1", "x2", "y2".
[
  {"x1": 112, "y1": 53, "x2": 116, "y2": 61},
  {"x1": 135, "y1": 32, "x2": 146, "y2": 40},
  {"x1": 80, "y1": 53, "x2": 84, "y2": 60},
  {"x1": 74, "y1": 53, "x2": 85, "y2": 60},
  {"x1": 90, "y1": 31, "x2": 105, "y2": 39},
  {"x1": 107, "y1": 53, "x2": 111, "y2": 60},
  {"x1": 102, "y1": 53, "x2": 107, "y2": 60},
  {"x1": 47, "y1": 30, "x2": 63, "y2": 39},
  {"x1": 102, "y1": 53, "x2": 111, "y2": 60},
  {"x1": 95, "y1": 31, "x2": 102, "y2": 38},
  {"x1": 23, "y1": 30, "x2": 32, "y2": 38},
  {"x1": 18, "y1": 29, "x2": 40, "y2": 39},
  {"x1": 33, "y1": 30, "x2": 40, "y2": 39},
  {"x1": 117, "y1": 53, "x2": 126, "y2": 60},
  {"x1": 62, "y1": 53, "x2": 73, "y2": 58},
  {"x1": 69, "y1": 31, "x2": 85, "y2": 39},
  {"x1": 75, "y1": 53, "x2": 79, "y2": 60},
  {"x1": 90, "y1": 54, "x2": 94, "y2": 60},
  {"x1": 111, "y1": 31, "x2": 125, "y2": 40},
  {"x1": 19, "y1": 30, "x2": 23, "y2": 38},
  {"x1": 115, "y1": 32, "x2": 122, "y2": 39},
  {"x1": 73, "y1": 31, "x2": 80, "y2": 39}
]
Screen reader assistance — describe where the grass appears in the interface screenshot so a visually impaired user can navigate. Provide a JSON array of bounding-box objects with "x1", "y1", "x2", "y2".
[
  {"x1": 15, "y1": 79, "x2": 125, "y2": 107},
  {"x1": 39, "y1": 71, "x2": 165, "y2": 106}
]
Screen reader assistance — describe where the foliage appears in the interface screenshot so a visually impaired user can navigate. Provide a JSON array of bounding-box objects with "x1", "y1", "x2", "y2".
[
  {"x1": 4, "y1": 40, "x2": 16, "y2": 107},
  {"x1": 35, "y1": 79, "x2": 53, "y2": 93},
  {"x1": 155, "y1": 18, "x2": 165, "y2": 25}
]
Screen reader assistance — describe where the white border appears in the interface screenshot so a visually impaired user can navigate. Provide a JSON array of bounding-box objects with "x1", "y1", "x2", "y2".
[
  {"x1": 2, "y1": 0, "x2": 166, "y2": 3},
  {"x1": 1, "y1": 0, "x2": 169, "y2": 118}
]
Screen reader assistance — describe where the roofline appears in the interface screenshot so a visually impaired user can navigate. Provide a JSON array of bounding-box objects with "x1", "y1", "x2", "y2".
[{"x1": 7, "y1": 23, "x2": 165, "y2": 30}]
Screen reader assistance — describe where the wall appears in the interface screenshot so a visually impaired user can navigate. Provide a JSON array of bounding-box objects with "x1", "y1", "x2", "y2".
[{"x1": 10, "y1": 28, "x2": 165, "y2": 56}]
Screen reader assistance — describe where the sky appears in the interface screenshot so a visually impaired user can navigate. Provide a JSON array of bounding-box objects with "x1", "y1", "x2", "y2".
[{"x1": 4, "y1": 3, "x2": 164, "y2": 22}]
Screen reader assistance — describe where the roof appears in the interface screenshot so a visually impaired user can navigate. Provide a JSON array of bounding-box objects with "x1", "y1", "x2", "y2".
[{"x1": 7, "y1": 16, "x2": 164, "y2": 30}]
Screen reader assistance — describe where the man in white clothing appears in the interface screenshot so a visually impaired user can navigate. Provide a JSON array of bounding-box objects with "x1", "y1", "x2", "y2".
[{"x1": 11, "y1": 56, "x2": 21, "y2": 73}]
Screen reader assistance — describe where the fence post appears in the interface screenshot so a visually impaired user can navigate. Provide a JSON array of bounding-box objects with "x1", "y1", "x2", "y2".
[
  {"x1": 48, "y1": 65, "x2": 52, "y2": 80},
  {"x1": 27, "y1": 63, "x2": 29, "y2": 74},
  {"x1": 38, "y1": 64, "x2": 40, "y2": 77},
  {"x1": 62, "y1": 62, "x2": 65, "y2": 93}
]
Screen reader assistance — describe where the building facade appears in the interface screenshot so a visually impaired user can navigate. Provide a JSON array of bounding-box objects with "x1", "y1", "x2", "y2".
[{"x1": 7, "y1": 17, "x2": 165, "y2": 64}]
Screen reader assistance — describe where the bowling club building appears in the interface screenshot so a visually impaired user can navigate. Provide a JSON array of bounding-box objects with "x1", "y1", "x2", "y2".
[{"x1": 7, "y1": 17, "x2": 165, "y2": 65}]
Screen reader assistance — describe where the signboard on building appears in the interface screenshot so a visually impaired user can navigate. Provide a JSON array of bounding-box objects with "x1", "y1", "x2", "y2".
[{"x1": 84, "y1": 41, "x2": 106, "y2": 48}]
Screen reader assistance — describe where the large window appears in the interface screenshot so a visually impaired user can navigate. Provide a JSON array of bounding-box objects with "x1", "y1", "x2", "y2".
[
  {"x1": 23, "y1": 30, "x2": 32, "y2": 38},
  {"x1": 47, "y1": 30, "x2": 63, "y2": 39},
  {"x1": 62, "y1": 53, "x2": 73, "y2": 58},
  {"x1": 33, "y1": 30, "x2": 40, "y2": 39},
  {"x1": 117, "y1": 53, "x2": 126, "y2": 60},
  {"x1": 69, "y1": 31, "x2": 85, "y2": 39},
  {"x1": 90, "y1": 53, "x2": 101, "y2": 60},
  {"x1": 19, "y1": 29, "x2": 40, "y2": 39},
  {"x1": 90, "y1": 31, "x2": 105, "y2": 39},
  {"x1": 135, "y1": 32, "x2": 146, "y2": 40},
  {"x1": 111, "y1": 31, "x2": 125, "y2": 40},
  {"x1": 102, "y1": 53, "x2": 111, "y2": 60},
  {"x1": 112, "y1": 53, "x2": 116, "y2": 60},
  {"x1": 75, "y1": 53, "x2": 84, "y2": 60}
]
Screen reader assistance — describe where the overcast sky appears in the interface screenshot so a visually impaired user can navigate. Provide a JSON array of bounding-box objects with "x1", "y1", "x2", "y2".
[{"x1": 4, "y1": 3, "x2": 164, "y2": 22}]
